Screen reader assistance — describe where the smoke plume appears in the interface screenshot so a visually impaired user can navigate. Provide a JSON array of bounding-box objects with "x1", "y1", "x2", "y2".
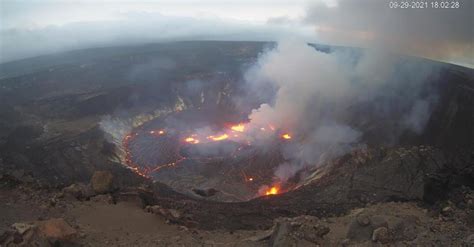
[
  {"x1": 244, "y1": 39, "x2": 441, "y2": 183},
  {"x1": 305, "y1": 0, "x2": 473, "y2": 67}
]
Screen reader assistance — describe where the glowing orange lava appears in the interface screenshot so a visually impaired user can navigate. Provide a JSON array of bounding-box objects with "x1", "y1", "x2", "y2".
[
  {"x1": 265, "y1": 186, "x2": 279, "y2": 196},
  {"x1": 282, "y1": 133, "x2": 292, "y2": 140},
  {"x1": 150, "y1": 130, "x2": 165, "y2": 135},
  {"x1": 230, "y1": 124, "x2": 245, "y2": 132},
  {"x1": 208, "y1": 134, "x2": 229, "y2": 141},
  {"x1": 185, "y1": 137, "x2": 200, "y2": 144}
]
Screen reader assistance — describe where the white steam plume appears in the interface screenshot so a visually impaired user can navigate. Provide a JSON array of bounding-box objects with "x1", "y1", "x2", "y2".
[{"x1": 244, "y1": 39, "x2": 440, "y2": 183}]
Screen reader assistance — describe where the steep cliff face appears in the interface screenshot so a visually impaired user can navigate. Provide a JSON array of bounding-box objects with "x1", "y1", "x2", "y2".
[
  {"x1": 421, "y1": 67, "x2": 474, "y2": 149},
  {"x1": 0, "y1": 42, "x2": 263, "y2": 187}
]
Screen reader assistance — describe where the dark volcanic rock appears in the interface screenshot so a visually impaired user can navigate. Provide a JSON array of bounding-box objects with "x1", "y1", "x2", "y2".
[
  {"x1": 148, "y1": 146, "x2": 473, "y2": 230},
  {"x1": 91, "y1": 171, "x2": 114, "y2": 194},
  {"x1": 192, "y1": 188, "x2": 218, "y2": 197}
]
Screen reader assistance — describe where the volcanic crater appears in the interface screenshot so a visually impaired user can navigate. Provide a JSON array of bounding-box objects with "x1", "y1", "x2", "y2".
[
  {"x1": 0, "y1": 41, "x2": 473, "y2": 233},
  {"x1": 121, "y1": 102, "x2": 297, "y2": 202}
]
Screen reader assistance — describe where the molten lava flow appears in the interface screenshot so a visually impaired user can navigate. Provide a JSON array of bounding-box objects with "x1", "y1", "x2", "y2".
[
  {"x1": 122, "y1": 132, "x2": 149, "y2": 178},
  {"x1": 185, "y1": 137, "x2": 200, "y2": 144},
  {"x1": 208, "y1": 134, "x2": 229, "y2": 141},
  {"x1": 282, "y1": 133, "x2": 292, "y2": 140},
  {"x1": 265, "y1": 186, "x2": 279, "y2": 196},
  {"x1": 150, "y1": 129, "x2": 165, "y2": 135},
  {"x1": 230, "y1": 124, "x2": 245, "y2": 132}
]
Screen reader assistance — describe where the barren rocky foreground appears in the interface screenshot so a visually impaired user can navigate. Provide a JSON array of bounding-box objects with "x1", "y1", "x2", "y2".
[{"x1": 1, "y1": 167, "x2": 473, "y2": 246}]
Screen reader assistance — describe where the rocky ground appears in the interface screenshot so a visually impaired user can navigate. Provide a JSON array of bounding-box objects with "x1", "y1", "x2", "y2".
[{"x1": 1, "y1": 168, "x2": 473, "y2": 246}]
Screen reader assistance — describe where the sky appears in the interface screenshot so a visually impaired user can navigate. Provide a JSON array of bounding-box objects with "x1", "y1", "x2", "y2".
[
  {"x1": 0, "y1": 0, "x2": 312, "y2": 28},
  {"x1": 0, "y1": 0, "x2": 472, "y2": 67}
]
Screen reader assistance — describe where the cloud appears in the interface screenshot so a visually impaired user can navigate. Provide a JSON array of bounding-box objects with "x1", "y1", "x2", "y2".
[
  {"x1": 0, "y1": 12, "x2": 316, "y2": 63},
  {"x1": 305, "y1": 0, "x2": 473, "y2": 67}
]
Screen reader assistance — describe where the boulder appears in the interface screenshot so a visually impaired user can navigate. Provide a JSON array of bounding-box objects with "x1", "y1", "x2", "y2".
[
  {"x1": 90, "y1": 171, "x2": 114, "y2": 194},
  {"x1": 370, "y1": 215, "x2": 389, "y2": 228},
  {"x1": 63, "y1": 184, "x2": 83, "y2": 199},
  {"x1": 372, "y1": 227, "x2": 391, "y2": 244},
  {"x1": 346, "y1": 218, "x2": 373, "y2": 241},
  {"x1": 37, "y1": 218, "x2": 77, "y2": 242},
  {"x1": 356, "y1": 213, "x2": 370, "y2": 226},
  {"x1": 387, "y1": 215, "x2": 418, "y2": 241},
  {"x1": 90, "y1": 194, "x2": 114, "y2": 204},
  {"x1": 168, "y1": 209, "x2": 182, "y2": 219},
  {"x1": 0, "y1": 229, "x2": 24, "y2": 246},
  {"x1": 146, "y1": 205, "x2": 162, "y2": 214},
  {"x1": 347, "y1": 214, "x2": 389, "y2": 241},
  {"x1": 11, "y1": 223, "x2": 35, "y2": 235},
  {"x1": 3, "y1": 222, "x2": 43, "y2": 246},
  {"x1": 63, "y1": 183, "x2": 94, "y2": 200},
  {"x1": 10, "y1": 169, "x2": 35, "y2": 184},
  {"x1": 246, "y1": 230, "x2": 273, "y2": 242},
  {"x1": 270, "y1": 220, "x2": 295, "y2": 247},
  {"x1": 146, "y1": 205, "x2": 183, "y2": 222},
  {"x1": 441, "y1": 206, "x2": 453, "y2": 216}
]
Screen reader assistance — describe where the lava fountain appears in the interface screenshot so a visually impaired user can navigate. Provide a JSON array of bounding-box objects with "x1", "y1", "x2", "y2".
[{"x1": 265, "y1": 186, "x2": 280, "y2": 196}]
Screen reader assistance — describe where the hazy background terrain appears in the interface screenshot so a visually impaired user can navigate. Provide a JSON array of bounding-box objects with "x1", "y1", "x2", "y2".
[{"x1": 1, "y1": 0, "x2": 472, "y2": 67}]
